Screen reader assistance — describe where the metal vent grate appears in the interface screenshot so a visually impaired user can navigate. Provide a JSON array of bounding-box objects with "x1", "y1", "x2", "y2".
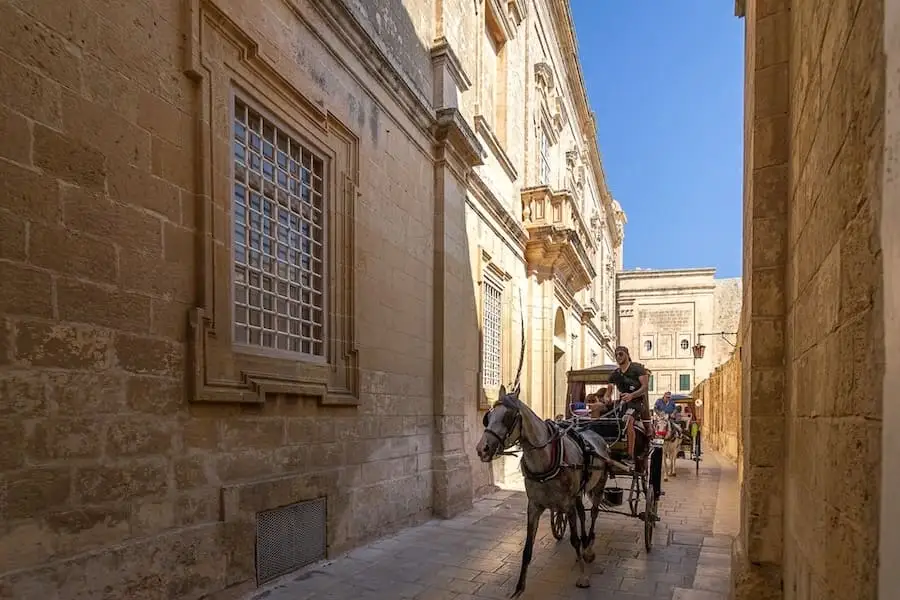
[{"x1": 255, "y1": 497, "x2": 327, "y2": 586}]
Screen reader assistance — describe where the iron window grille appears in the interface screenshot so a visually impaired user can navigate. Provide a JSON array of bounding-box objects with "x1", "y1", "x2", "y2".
[
  {"x1": 482, "y1": 278, "x2": 503, "y2": 388},
  {"x1": 232, "y1": 98, "x2": 326, "y2": 357}
]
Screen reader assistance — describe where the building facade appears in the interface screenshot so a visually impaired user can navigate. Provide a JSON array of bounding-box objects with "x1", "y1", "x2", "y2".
[
  {"x1": 0, "y1": 0, "x2": 620, "y2": 597},
  {"x1": 617, "y1": 268, "x2": 742, "y2": 397}
]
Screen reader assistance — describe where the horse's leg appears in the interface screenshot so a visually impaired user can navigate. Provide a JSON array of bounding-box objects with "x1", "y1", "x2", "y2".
[
  {"x1": 575, "y1": 494, "x2": 589, "y2": 554},
  {"x1": 582, "y1": 469, "x2": 606, "y2": 563},
  {"x1": 568, "y1": 507, "x2": 590, "y2": 588},
  {"x1": 511, "y1": 501, "x2": 543, "y2": 599}
]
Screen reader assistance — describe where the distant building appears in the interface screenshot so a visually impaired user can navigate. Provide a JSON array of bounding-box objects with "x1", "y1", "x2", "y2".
[{"x1": 616, "y1": 268, "x2": 741, "y2": 396}]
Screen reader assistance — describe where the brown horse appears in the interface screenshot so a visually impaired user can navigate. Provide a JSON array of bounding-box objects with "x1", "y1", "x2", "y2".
[{"x1": 476, "y1": 386, "x2": 616, "y2": 597}]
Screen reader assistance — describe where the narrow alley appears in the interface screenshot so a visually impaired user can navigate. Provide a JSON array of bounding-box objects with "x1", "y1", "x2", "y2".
[{"x1": 247, "y1": 455, "x2": 738, "y2": 600}]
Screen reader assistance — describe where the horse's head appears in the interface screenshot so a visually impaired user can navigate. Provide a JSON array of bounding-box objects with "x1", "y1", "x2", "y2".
[
  {"x1": 476, "y1": 384, "x2": 523, "y2": 462},
  {"x1": 652, "y1": 411, "x2": 671, "y2": 437}
]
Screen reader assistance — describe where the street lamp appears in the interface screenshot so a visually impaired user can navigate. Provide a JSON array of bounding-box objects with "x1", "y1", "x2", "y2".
[
  {"x1": 691, "y1": 342, "x2": 706, "y2": 360},
  {"x1": 691, "y1": 331, "x2": 737, "y2": 360}
]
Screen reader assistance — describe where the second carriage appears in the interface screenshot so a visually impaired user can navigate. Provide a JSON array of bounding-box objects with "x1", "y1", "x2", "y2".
[
  {"x1": 548, "y1": 365, "x2": 663, "y2": 552},
  {"x1": 668, "y1": 394, "x2": 703, "y2": 474}
]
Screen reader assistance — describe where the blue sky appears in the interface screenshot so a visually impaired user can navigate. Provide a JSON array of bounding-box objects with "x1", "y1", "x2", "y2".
[{"x1": 571, "y1": 2, "x2": 745, "y2": 278}]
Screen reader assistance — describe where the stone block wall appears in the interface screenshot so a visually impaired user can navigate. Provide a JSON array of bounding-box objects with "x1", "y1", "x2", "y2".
[
  {"x1": 736, "y1": 0, "x2": 885, "y2": 598},
  {"x1": 0, "y1": 0, "x2": 457, "y2": 597},
  {"x1": 783, "y1": 0, "x2": 884, "y2": 597},
  {"x1": 691, "y1": 351, "x2": 742, "y2": 463}
]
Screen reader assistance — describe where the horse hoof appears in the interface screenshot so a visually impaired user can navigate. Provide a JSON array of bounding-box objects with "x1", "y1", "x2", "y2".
[
  {"x1": 664, "y1": 476, "x2": 668, "y2": 481},
  {"x1": 576, "y1": 576, "x2": 591, "y2": 588},
  {"x1": 582, "y1": 548, "x2": 595, "y2": 563}
]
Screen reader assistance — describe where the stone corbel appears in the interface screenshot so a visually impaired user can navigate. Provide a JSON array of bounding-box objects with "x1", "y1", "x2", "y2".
[
  {"x1": 433, "y1": 107, "x2": 485, "y2": 170},
  {"x1": 554, "y1": 95, "x2": 568, "y2": 131},
  {"x1": 507, "y1": 0, "x2": 526, "y2": 25},
  {"x1": 431, "y1": 37, "x2": 471, "y2": 111},
  {"x1": 486, "y1": 0, "x2": 516, "y2": 41}
]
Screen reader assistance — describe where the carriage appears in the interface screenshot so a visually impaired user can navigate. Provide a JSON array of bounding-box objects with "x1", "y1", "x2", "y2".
[
  {"x1": 669, "y1": 394, "x2": 702, "y2": 474},
  {"x1": 547, "y1": 365, "x2": 662, "y2": 552}
]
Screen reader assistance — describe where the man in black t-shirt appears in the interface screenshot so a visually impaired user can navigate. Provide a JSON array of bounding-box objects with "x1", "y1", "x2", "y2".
[{"x1": 604, "y1": 345, "x2": 650, "y2": 466}]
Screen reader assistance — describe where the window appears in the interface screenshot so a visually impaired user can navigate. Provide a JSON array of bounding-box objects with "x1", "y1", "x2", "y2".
[
  {"x1": 188, "y1": 24, "x2": 360, "y2": 406},
  {"x1": 539, "y1": 128, "x2": 551, "y2": 184},
  {"x1": 644, "y1": 340, "x2": 653, "y2": 353},
  {"x1": 648, "y1": 374, "x2": 655, "y2": 392},
  {"x1": 233, "y1": 98, "x2": 325, "y2": 357},
  {"x1": 681, "y1": 339, "x2": 690, "y2": 350},
  {"x1": 482, "y1": 278, "x2": 503, "y2": 388},
  {"x1": 679, "y1": 374, "x2": 691, "y2": 391},
  {"x1": 483, "y1": 3, "x2": 508, "y2": 140}
]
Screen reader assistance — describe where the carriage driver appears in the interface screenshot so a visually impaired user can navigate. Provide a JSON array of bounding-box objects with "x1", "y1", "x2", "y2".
[{"x1": 603, "y1": 345, "x2": 651, "y2": 468}]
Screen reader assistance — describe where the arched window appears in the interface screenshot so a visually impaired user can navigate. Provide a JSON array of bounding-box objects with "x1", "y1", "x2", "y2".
[
  {"x1": 680, "y1": 339, "x2": 690, "y2": 350},
  {"x1": 644, "y1": 340, "x2": 652, "y2": 353}
]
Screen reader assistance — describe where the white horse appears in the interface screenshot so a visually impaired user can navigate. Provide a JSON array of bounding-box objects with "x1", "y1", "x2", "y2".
[{"x1": 657, "y1": 413, "x2": 685, "y2": 481}]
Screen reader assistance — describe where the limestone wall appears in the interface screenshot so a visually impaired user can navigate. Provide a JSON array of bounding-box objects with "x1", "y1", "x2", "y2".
[
  {"x1": 783, "y1": 0, "x2": 884, "y2": 597},
  {"x1": 736, "y1": 0, "x2": 885, "y2": 598},
  {"x1": 691, "y1": 352, "x2": 741, "y2": 463}
]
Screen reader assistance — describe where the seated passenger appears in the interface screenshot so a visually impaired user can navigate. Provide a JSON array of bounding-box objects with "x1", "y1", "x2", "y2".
[{"x1": 654, "y1": 391, "x2": 677, "y2": 416}]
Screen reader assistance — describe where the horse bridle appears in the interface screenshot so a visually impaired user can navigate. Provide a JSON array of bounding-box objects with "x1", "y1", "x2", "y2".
[{"x1": 481, "y1": 408, "x2": 523, "y2": 460}]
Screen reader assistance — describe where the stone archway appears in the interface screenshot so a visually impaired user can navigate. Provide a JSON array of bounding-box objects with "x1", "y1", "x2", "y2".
[{"x1": 552, "y1": 308, "x2": 567, "y2": 417}]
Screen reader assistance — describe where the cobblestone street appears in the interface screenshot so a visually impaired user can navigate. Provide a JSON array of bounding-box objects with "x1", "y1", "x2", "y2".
[{"x1": 248, "y1": 453, "x2": 738, "y2": 600}]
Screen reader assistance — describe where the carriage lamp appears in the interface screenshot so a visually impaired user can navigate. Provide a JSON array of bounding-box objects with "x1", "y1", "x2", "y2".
[{"x1": 691, "y1": 331, "x2": 737, "y2": 359}]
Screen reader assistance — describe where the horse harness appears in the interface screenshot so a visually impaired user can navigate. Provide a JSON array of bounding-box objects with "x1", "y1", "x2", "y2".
[{"x1": 483, "y1": 401, "x2": 596, "y2": 489}]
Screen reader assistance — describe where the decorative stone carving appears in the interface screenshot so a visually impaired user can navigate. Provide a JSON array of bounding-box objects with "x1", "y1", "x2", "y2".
[
  {"x1": 507, "y1": 0, "x2": 526, "y2": 25},
  {"x1": 612, "y1": 198, "x2": 627, "y2": 246},
  {"x1": 519, "y1": 186, "x2": 596, "y2": 294},
  {"x1": 534, "y1": 62, "x2": 554, "y2": 96}
]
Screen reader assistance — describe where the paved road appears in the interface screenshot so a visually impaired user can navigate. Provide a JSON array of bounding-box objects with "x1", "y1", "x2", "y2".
[{"x1": 247, "y1": 453, "x2": 739, "y2": 600}]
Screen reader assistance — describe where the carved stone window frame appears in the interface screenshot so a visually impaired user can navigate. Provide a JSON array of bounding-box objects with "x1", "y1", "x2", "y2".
[
  {"x1": 478, "y1": 248, "x2": 513, "y2": 410},
  {"x1": 185, "y1": 0, "x2": 359, "y2": 406}
]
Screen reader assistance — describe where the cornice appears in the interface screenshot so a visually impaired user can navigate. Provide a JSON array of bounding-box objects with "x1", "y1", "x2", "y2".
[
  {"x1": 617, "y1": 286, "x2": 716, "y2": 299},
  {"x1": 312, "y1": 0, "x2": 436, "y2": 134},
  {"x1": 432, "y1": 107, "x2": 485, "y2": 168},
  {"x1": 617, "y1": 267, "x2": 717, "y2": 279},
  {"x1": 546, "y1": 1, "x2": 623, "y2": 242}
]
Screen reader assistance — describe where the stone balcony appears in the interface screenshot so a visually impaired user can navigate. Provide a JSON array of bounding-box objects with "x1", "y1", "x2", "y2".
[{"x1": 520, "y1": 185, "x2": 596, "y2": 293}]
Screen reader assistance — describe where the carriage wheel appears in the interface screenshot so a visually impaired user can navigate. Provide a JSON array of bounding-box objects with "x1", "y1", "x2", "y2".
[
  {"x1": 550, "y1": 510, "x2": 567, "y2": 540},
  {"x1": 644, "y1": 484, "x2": 656, "y2": 552}
]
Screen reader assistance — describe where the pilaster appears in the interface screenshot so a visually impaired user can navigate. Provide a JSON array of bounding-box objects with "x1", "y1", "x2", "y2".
[
  {"x1": 733, "y1": 0, "x2": 789, "y2": 598},
  {"x1": 430, "y1": 39, "x2": 483, "y2": 518}
]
